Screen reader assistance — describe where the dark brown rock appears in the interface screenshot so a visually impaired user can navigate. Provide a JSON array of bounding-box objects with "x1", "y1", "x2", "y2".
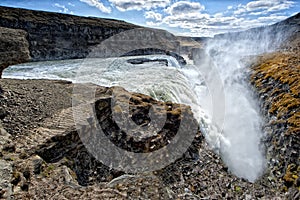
[
  {"x1": 0, "y1": 6, "x2": 139, "y2": 63},
  {"x1": 0, "y1": 27, "x2": 30, "y2": 77}
]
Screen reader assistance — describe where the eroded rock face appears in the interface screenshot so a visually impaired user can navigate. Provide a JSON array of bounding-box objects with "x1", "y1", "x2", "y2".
[
  {"x1": 250, "y1": 51, "x2": 300, "y2": 196},
  {"x1": 0, "y1": 6, "x2": 139, "y2": 63},
  {"x1": 127, "y1": 58, "x2": 169, "y2": 66},
  {"x1": 0, "y1": 6, "x2": 190, "y2": 77},
  {"x1": 0, "y1": 27, "x2": 30, "y2": 77}
]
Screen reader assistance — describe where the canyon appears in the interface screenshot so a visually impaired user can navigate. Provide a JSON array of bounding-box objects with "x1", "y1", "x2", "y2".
[{"x1": 0, "y1": 5, "x2": 299, "y2": 199}]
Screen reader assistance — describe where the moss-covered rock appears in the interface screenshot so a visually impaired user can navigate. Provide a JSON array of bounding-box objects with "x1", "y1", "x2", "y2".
[{"x1": 250, "y1": 51, "x2": 300, "y2": 195}]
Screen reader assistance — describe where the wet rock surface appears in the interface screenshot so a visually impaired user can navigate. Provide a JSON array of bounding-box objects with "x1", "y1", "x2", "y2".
[
  {"x1": 123, "y1": 48, "x2": 187, "y2": 66},
  {"x1": 0, "y1": 79, "x2": 283, "y2": 199},
  {"x1": 127, "y1": 58, "x2": 168, "y2": 66},
  {"x1": 0, "y1": 9, "x2": 299, "y2": 200}
]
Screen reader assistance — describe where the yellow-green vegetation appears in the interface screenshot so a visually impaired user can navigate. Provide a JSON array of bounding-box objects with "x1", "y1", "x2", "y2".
[
  {"x1": 251, "y1": 51, "x2": 300, "y2": 191},
  {"x1": 41, "y1": 164, "x2": 56, "y2": 178},
  {"x1": 251, "y1": 52, "x2": 300, "y2": 135},
  {"x1": 235, "y1": 186, "x2": 242, "y2": 193},
  {"x1": 283, "y1": 164, "x2": 300, "y2": 190}
]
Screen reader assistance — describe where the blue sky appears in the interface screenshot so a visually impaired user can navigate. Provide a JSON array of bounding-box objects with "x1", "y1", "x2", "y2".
[{"x1": 0, "y1": 0, "x2": 299, "y2": 36}]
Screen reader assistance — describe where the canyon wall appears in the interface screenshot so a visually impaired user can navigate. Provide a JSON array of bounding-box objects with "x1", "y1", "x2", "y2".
[
  {"x1": 0, "y1": 6, "x2": 138, "y2": 77},
  {"x1": 0, "y1": 6, "x2": 190, "y2": 77},
  {"x1": 0, "y1": 6, "x2": 139, "y2": 62}
]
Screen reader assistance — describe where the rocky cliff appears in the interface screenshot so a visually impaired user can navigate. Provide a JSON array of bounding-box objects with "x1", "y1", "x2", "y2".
[
  {"x1": 250, "y1": 50, "x2": 300, "y2": 197},
  {"x1": 0, "y1": 6, "x2": 139, "y2": 64},
  {"x1": 0, "y1": 27, "x2": 30, "y2": 77}
]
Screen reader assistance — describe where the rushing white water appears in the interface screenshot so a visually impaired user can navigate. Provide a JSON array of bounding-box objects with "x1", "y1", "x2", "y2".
[
  {"x1": 200, "y1": 40, "x2": 266, "y2": 182},
  {"x1": 3, "y1": 52, "x2": 265, "y2": 181}
]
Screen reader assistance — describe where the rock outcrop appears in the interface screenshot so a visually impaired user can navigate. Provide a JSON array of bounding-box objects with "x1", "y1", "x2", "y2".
[
  {"x1": 0, "y1": 79, "x2": 282, "y2": 199},
  {"x1": 127, "y1": 58, "x2": 169, "y2": 66},
  {"x1": 0, "y1": 27, "x2": 30, "y2": 78},
  {"x1": 122, "y1": 48, "x2": 186, "y2": 66}
]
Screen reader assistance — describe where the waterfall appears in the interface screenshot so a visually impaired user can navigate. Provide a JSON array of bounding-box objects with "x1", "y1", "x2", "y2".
[{"x1": 3, "y1": 52, "x2": 266, "y2": 181}]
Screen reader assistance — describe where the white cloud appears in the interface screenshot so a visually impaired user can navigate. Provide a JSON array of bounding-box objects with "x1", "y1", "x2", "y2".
[
  {"x1": 68, "y1": 2, "x2": 75, "y2": 7},
  {"x1": 256, "y1": 14, "x2": 289, "y2": 23},
  {"x1": 146, "y1": 2, "x2": 291, "y2": 37},
  {"x1": 146, "y1": 21, "x2": 162, "y2": 27},
  {"x1": 234, "y1": 0, "x2": 294, "y2": 16},
  {"x1": 145, "y1": 11, "x2": 163, "y2": 21},
  {"x1": 53, "y1": 3, "x2": 72, "y2": 14},
  {"x1": 165, "y1": 1, "x2": 205, "y2": 15},
  {"x1": 79, "y1": 0, "x2": 111, "y2": 13},
  {"x1": 246, "y1": 0, "x2": 274, "y2": 10},
  {"x1": 162, "y1": 0, "x2": 291, "y2": 36},
  {"x1": 162, "y1": 12, "x2": 210, "y2": 27},
  {"x1": 108, "y1": 0, "x2": 171, "y2": 11}
]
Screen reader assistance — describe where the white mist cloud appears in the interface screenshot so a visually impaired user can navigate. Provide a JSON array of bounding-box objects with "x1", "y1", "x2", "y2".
[
  {"x1": 108, "y1": 0, "x2": 171, "y2": 11},
  {"x1": 79, "y1": 0, "x2": 111, "y2": 13}
]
